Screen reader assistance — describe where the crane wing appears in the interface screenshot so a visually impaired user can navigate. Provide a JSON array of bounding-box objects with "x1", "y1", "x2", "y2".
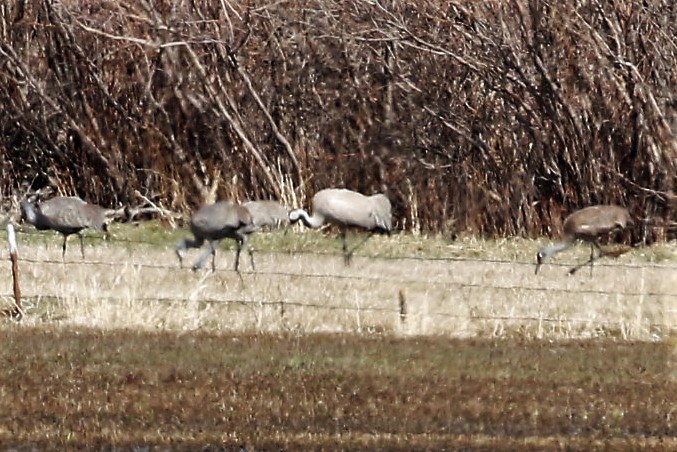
[{"x1": 38, "y1": 197, "x2": 90, "y2": 229}]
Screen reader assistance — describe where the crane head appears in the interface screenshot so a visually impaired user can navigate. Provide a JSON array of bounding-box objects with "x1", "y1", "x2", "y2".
[{"x1": 288, "y1": 209, "x2": 302, "y2": 224}]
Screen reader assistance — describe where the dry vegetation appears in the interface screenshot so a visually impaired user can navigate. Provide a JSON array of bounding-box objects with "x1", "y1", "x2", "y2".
[
  {"x1": 0, "y1": 0, "x2": 675, "y2": 241},
  {"x1": 0, "y1": 329, "x2": 674, "y2": 450}
]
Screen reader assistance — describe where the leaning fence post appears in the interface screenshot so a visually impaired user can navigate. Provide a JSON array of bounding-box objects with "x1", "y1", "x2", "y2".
[{"x1": 5, "y1": 223, "x2": 22, "y2": 319}]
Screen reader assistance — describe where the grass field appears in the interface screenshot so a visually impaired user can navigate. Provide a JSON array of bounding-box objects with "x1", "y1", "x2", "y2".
[
  {"x1": 0, "y1": 330, "x2": 674, "y2": 449},
  {"x1": 0, "y1": 224, "x2": 675, "y2": 449}
]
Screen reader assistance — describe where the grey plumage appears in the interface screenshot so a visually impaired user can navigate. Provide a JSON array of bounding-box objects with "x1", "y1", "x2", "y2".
[
  {"x1": 242, "y1": 200, "x2": 290, "y2": 229},
  {"x1": 20, "y1": 196, "x2": 114, "y2": 258},
  {"x1": 176, "y1": 201, "x2": 258, "y2": 272},
  {"x1": 289, "y1": 188, "x2": 392, "y2": 265},
  {"x1": 535, "y1": 204, "x2": 633, "y2": 276}
]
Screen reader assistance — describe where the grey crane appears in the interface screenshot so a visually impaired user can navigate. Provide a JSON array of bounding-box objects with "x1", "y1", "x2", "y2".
[
  {"x1": 535, "y1": 204, "x2": 633, "y2": 276},
  {"x1": 242, "y1": 200, "x2": 290, "y2": 230},
  {"x1": 289, "y1": 188, "x2": 392, "y2": 265},
  {"x1": 175, "y1": 201, "x2": 258, "y2": 272},
  {"x1": 20, "y1": 195, "x2": 115, "y2": 258}
]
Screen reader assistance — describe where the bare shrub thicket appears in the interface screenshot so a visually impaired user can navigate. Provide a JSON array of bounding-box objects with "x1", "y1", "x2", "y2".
[{"x1": 1, "y1": 1, "x2": 675, "y2": 239}]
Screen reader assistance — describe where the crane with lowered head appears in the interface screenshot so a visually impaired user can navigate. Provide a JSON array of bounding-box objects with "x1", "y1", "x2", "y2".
[
  {"x1": 535, "y1": 204, "x2": 633, "y2": 276},
  {"x1": 289, "y1": 188, "x2": 392, "y2": 265},
  {"x1": 176, "y1": 201, "x2": 258, "y2": 272}
]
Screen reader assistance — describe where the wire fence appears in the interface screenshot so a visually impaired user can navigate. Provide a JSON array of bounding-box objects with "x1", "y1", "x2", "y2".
[
  {"x1": 5, "y1": 244, "x2": 677, "y2": 296},
  {"x1": 5, "y1": 256, "x2": 677, "y2": 300},
  {"x1": 1, "y1": 227, "x2": 675, "y2": 337}
]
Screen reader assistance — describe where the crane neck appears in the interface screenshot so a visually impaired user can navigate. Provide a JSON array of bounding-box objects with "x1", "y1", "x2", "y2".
[
  {"x1": 289, "y1": 209, "x2": 324, "y2": 229},
  {"x1": 537, "y1": 241, "x2": 571, "y2": 261},
  {"x1": 20, "y1": 201, "x2": 39, "y2": 225}
]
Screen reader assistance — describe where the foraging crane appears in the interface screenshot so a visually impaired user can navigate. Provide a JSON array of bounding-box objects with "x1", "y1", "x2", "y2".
[
  {"x1": 242, "y1": 200, "x2": 290, "y2": 230},
  {"x1": 20, "y1": 195, "x2": 115, "y2": 259},
  {"x1": 176, "y1": 201, "x2": 258, "y2": 272},
  {"x1": 289, "y1": 188, "x2": 392, "y2": 265},
  {"x1": 535, "y1": 204, "x2": 633, "y2": 276}
]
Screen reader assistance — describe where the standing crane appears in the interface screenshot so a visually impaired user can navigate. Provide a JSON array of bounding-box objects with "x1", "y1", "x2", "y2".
[
  {"x1": 20, "y1": 195, "x2": 116, "y2": 259},
  {"x1": 176, "y1": 201, "x2": 258, "y2": 272},
  {"x1": 289, "y1": 188, "x2": 392, "y2": 265},
  {"x1": 535, "y1": 204, "x2": 633, "y2": 276}
]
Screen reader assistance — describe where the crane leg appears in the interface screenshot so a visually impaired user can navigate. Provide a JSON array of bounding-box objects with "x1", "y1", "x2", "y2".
[
  {"x1": 233, "y1": 235, "x2": 255, "y2": 272},
  {"x1": 192, "y1": 240, "x2": 219, "y2": 272},
  {"x1": 590, "y1": 241, "x2": 607, "y2": 276},
  {"x1": 345, "y1": 232, "x2": 375, "y2": 266},
  {"x1": 210, "y1": 241, "x2": 218, "y2": 273},
  {"x1": 234, "y1": 239, "x2": 242, "y2": 273},
  {"x1": 340, "y1": 231, "x2": 351, "y2": 266},
  {"x1": 568, "y1": 242, "x2": 602, "y2": 276},
  {"x1": 61, "y1": 235, "x2": 68, "y2": 259},
  {"x1": 233, "y1": 241, "x2": 245, "y2": 285}
]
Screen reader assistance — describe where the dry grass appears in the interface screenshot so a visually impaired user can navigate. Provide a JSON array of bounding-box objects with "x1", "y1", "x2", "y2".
[{"x1": 0, "y1": 228, "x2": 674, "y2": 340}]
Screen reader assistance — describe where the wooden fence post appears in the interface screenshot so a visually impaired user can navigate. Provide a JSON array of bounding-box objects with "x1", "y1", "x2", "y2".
[
  {"x1": 5, "y1": 223, "x2": 22, "y2": 319},
  {"x1": 399, "y1": 289, "x2": 407, "y2": 324}
]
